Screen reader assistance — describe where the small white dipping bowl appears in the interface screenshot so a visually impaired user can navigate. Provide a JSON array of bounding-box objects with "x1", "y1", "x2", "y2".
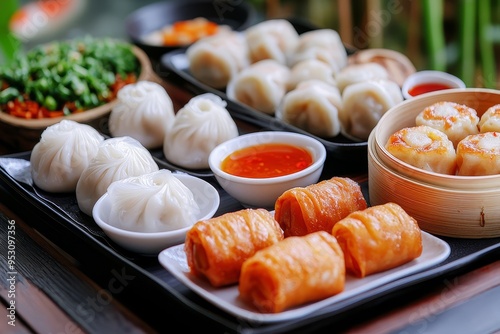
[
  {"x1": 92, "y1": 173, "x2": 220, "y2": 255},
  {"x1": 402, "y1": 70, "x2": 465, "y2": 100},
  {"x1": 208, "y1": 131, "x2": 326, "y2": 209}
]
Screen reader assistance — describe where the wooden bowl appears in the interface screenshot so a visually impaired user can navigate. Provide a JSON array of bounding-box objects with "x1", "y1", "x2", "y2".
[
  {"x1": 0, "y1": 46, "x2": 155, "y2": 152},
  {"x1": 368, "y1": 88, "x2": 500, "y2": 238}
]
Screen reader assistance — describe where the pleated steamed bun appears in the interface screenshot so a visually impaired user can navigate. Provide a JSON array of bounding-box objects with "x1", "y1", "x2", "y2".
[
  {"x1": 105, "y1": 169, "x2": 200, "y2": 233},
  {"x1": 76, "y1": 136, "x2": 159, "y2": 216},
  {"x1": 163, "y1": 93, "x2": 238, "y2": 169},
  {"x1": 108, "y1": 81, "x2": 175, "y2": 149},
  {"x1": 30, "y1": 120, "x2": 105, "y2": 193}
]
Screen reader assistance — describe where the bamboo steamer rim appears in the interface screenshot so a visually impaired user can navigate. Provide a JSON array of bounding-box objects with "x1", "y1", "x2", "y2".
[
  {"x1": 0, "y1": 46, "x2": 154, "y2": 130},
  {"x1": 373, "y1": 88, "x2": 500, "y2": 189}
]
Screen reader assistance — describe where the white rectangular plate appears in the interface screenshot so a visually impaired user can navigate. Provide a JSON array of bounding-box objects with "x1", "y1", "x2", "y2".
[{"x1": 158, "y1": 231, "x2": 450, "y2": 323}]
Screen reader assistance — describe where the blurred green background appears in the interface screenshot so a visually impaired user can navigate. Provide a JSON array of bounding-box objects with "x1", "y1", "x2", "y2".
[{"x1": 1, "y1": 0, "x2": 499, "y2": 88}]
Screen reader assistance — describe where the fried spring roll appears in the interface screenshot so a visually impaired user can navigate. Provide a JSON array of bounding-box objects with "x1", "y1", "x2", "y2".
[
  {"x1": 332, "y1": 202, "x2": 423, "y2": 278},
  {"x1": 274, "y1": 177, "x2": 367, "y2": 237},
  {"x1": 239, "y1": 231, "x2": 345, "y2": 313},
  {"x1": 184, "y1": 208, "x2": 284, "y2": 287}
]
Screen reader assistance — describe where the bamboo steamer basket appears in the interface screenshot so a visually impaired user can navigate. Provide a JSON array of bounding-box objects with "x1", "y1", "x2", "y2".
[
  {"x1": 0, "y1": 46, "x2": 155, "y2": 152},
  {"x1": 368, "y1": 88, "x2": 500, "y2": 238}
]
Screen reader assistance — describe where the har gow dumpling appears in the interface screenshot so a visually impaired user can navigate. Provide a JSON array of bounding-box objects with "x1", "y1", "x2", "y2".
[
  {"x1": 288, "y1": 29, "x2": 348, "y2": 74},
  {"x1": 187, "y1": 31, "x2": 249, "y2": 89},
  {"x1": 163, "y1": 93, "x2": 238, "y2": 169},
  {"x1": 277, "y1": 80, "x2": 343, "y2": 137},
  {"x1": 341, "y1": 79, "x2": 403, "y2": 141},
  {"x1": 286, "y1": 59, "x2": 337, "y2": 91},
  {"x1": 104, "y1": 169, "x2": 200, "y2": 233},
  {"x1": 415, "y1": 101, "x2": 479, "y2": 148},
  {"x1": 456, "y1": 132, "x2": 500, "y2": 176},
  {"x1": 226, "y1": 59, "x2": 290, "y2": 114},
  {"x1": 30, "y1": 120, "x2": 105, "y2": 193},
  {"x1": 245, "y1": 19, "x2": 299, "y2": 64},
  {"x1": 108, "y1": 81, "x2": 175, "y2": 149},
  {"x1": 335, "y1": 62, "x2": 389, "y2": 92},
  {"x1": 478, "y1": 104, "x2": 500, "y2": 133},
  {"x1": 76, "y1": 136, "x2": 159, "y2": 216}
]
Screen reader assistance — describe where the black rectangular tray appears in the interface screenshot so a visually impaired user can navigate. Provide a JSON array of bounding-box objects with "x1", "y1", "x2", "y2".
[{"x1": 1, "y1": 151, "x2": 500, "y2": 333}]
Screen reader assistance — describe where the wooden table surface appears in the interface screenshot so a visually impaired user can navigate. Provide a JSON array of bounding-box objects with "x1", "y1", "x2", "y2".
[{"x1": 1, "y1": 73, "x2": 500, "y2": 334}]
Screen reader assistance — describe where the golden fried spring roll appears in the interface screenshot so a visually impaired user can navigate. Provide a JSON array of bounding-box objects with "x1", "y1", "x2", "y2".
[
  {"x1": 184, "y1": 208, "x2": 284, "y2": 287},
  {"x1": 332, "y1": 202, "x2": 423, "y2": 278},
  {"x1": 239, "y1": 231, "x2": 345, "y2": 313},
  {"x1": 274, "y1": 177, "x2": 367, "y2": 237}
]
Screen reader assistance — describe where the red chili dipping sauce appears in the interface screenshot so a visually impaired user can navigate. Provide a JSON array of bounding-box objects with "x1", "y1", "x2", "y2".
[
  {"x1": 221, "y1": 143, "x2": 313, "y2": 178},
  {"x1": 408, "y1": 83, "x2": 452, "y2": 96}
]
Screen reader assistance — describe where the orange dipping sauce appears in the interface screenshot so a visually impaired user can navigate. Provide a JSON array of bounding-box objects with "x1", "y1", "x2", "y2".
[
  {"x1": 221, "y1": 143, "x2": 313, "y2": 178},
  {"x1": 408, "y1": 82, "x2": 452, "y2": 96}
]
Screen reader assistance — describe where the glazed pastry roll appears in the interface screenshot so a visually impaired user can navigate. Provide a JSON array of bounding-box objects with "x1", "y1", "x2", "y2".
[
  {"x1": 226, "y1": 59, "x2": 290, "y2": 114},
  {"x1": 184, "y1": 208, "x2": 284, "y2": 287},
  {"x1": 274, "y1": 177, "x2": 367, "y2": 237},
  {"x1": 187, "y1": 31, "x2": 249, "y2": 89},
  {"x1": 245, "y1": 19, "x2": 299, "y2": 64},
  {"x1": 332, "y1": 202, "x2": 423, "y2": 278},
  {"x1": 239, "y1": 231, "x2": 345, "y2": 313},
  {"x1": 415, "y1": 101, "x2": 480, "y2": 147},
  {"x1": 340, "y1": 79, "x2": 403, "y2": 141},
  {"x1": 385, "y1": 125, "x2": 457, "y2": 174},
  {"x1": 286, "y1": 58, "x2": 337, "y2": 91},
  {"x1": 288, "y1": 29, "x2": 348, "y2": 74},
  {"x1": 277, "y1": 80, "x2": 343, "y2": 137},
  {"x1": 335, "y1": 62, "x2": 389, "y2": 92},
  {"x1": 456, "y1": 132, "x2": 500, "y2": 176},
  {"x1": 479, "y1": 104, "x2": 500, "y2": 133}
]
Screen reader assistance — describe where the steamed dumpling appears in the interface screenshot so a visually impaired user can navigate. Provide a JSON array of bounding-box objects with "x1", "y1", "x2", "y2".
[
  {"x1": 108, "y1": 81, "x2": 175, "y2": 149},
  {"x1": 277, "y1": 80, "x2": 343, "y2": 137},
  {"x1": 163, "y1": 93, "x2": 238, "y2": 169},
  {"x1": 288, "y1": 29, "x2": 348, "y2": 74},
  {"x1": 340, "y1": 79, "x2": 403, "y2": 140},
  {"x1": 187, "y1": 31, "x2": 249, "y2": 89},
  {"x1": 30, "y1": 120, "x2": 105, "y2": 193},
  {"x1": 105, "y1": 169, "x2": 200, "y2": 233},
  {"x1": 478, "y1": 104, "x2": 500, "y2": 133},
  {"x1": 415, "y1": 101, "x2": 480, "y2": 148},
  {"x1": 76, "y1": 136, "x2": 159, "y2": 216},
  {"x1": 335, "y1": 62, "x2": 389, "y2": 92},
  {"x1": 245, "y1": 19, "x2": 299, "y2": 64},
  {"x1": 456, "y1": 132, "x2": 500, "y2": 176},
  {"x1": 226, "y1": 59, "x2": 290, "y2": 114},
  {"x1": 286, "y1": 59, "x2": 337, "y2": 91}
]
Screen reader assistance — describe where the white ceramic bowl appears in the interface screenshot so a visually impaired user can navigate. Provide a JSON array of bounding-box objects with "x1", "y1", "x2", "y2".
[
  {"x1": 208, "y1": 131, "x2": 326, "y2": 209},
  {"x1": 92, "y1": 173, "x2": 220, "y2": 255},
  {"x1": 401, "y1": 70, "x2": 465, "y2": 100}
]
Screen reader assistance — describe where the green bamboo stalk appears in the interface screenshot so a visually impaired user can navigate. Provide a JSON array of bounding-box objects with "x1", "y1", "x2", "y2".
[
  {"x1": 478, "y1": 0, "x2": 496, "y2": 88},
  {"x1": 422, "y1": 0, "x2": 447, "y2": 71},
  {"x1": 458, "y1": 0, "x2": 477, "y2": 87}
]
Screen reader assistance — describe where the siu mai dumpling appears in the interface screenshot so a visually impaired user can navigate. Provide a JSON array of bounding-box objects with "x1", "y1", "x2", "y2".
[
  {"x1": 187, "y1": 31, "x2": 249, "y2": 89},
  {"x1": 108, "y1": 81, "x2": 175, "y2": 149},
  {"x1": 335, "y1": 62, "x2": 389, "y2": 92},
  {"x1": 456, "y1": 132, "x2": 500, "y2": 176},
  {"x1": 286, "y1": 58, "x2": 337, "y2": 91},
  {"x1": 226, "y1": 59, "x2": 290, "y2": 115},
  {"x1": 332, "y1": 202, "x2": 423, "y2": 278},
  {"x1": 276, "y1": 80, "x2": 343, "y2": 137},
  {"x1": 385, "y1": 125, "x2": 457, "y2": 174},
  {"x1": 163, "y1": 93, "x2": 238, "y2": 169},
  {"x1": 415, "y1": 101, "x2": 480, "y2": 148},
  {"x1": 340, "y1": 79, "x2": 403, "y2": 141},
  {"x1": 288, "y1": 29, "x2": 348, "y2": 74},
  {"x1": 479, "y1": 104, "x2": 500, "y2": 133},
  {"x1": 245, "y1": 19, "x2": 299, "y2": 64}
]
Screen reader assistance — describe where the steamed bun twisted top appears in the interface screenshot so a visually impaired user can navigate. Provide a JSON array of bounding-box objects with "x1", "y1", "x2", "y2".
[
  {"x1": 30, "y1": 120, "x2": 105, "y2": 193},
  {"x1": 109, "y1": 81, "x2": 175, "y2": 149},
  {"x1": 76, "y1": 136, "x2": 159, "y2": 216}
]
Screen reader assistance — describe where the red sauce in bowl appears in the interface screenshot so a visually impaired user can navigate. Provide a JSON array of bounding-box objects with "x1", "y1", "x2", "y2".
[
  {"x1": 221, "y1": 143, "x2": 313, "y2": 178},
  {"x1": 408, "y1": 83, "x2": 452, "y2": 96}
]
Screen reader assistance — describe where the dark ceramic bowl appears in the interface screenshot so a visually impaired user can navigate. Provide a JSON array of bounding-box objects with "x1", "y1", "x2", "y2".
[{"x1": 125, "y1": 0, "x2": 257, "y2": 60}]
